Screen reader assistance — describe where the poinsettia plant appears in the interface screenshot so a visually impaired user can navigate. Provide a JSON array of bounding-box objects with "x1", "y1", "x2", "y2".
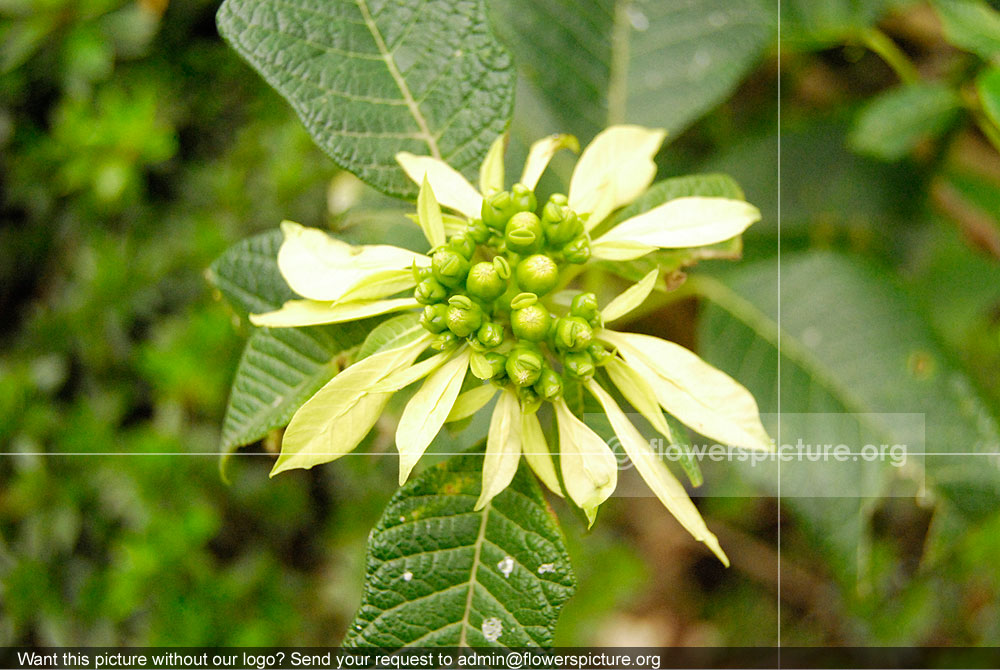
[{"x1": 209, "y1": 0, "x2": 772, "y2": 648}]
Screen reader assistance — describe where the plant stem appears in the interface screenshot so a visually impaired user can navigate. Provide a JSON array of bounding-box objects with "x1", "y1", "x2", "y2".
[{"x1": 861, "y1": 27, "x2": 919, "y2": 85}]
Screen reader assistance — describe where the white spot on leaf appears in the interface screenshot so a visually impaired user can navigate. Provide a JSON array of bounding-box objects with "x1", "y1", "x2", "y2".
[
  {"x1": 626, "y1": 6, "x2": 649, "y2": 31},
  {"x1": 497, "y1": 555, "x2": 514, "y2": 577},
  {"x1": 402, "y1": 571, "x2": 413, "y2": 582},
  {"x1": 708, "y1": 11, "x2": 728, "y2": 27},
  {"x1": 537, "y1": 562, "x2": 555, "y2": 574},
  {"x1": 482, "y1": 617, "x2": 503, "y2": 642},
  {"x1": 801, "y1": 326, "x2": 822, "y2": 348}
]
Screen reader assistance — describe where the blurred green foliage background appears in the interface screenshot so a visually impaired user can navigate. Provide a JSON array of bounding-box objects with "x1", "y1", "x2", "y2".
[{"x1": 2, "y1": 0, "x2": 1000, "y2": 651}]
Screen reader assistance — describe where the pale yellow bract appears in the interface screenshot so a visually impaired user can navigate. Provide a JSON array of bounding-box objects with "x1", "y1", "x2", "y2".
[{"x1": 249, "y1": 125, "x2": 773, "y2": 564}]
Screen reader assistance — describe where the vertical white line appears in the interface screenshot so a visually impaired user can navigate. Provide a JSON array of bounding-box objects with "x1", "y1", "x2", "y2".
[{"x1": 776, "y1": 0, "x2": 783, "y2": 657}]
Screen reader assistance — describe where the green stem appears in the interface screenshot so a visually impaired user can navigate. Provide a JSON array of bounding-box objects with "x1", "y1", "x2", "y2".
[{"x1": 861, "y1": 28, "x2": 919, "y2": 85}]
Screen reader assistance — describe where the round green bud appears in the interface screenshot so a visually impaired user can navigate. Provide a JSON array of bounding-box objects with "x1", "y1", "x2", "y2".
[
  {"x1": 515, "y1": 254, "x2": 559, "y2": 296},
  {"x1": 506, "y1": 344, "x2": 544, "y2": 387},
  {"x1": 466, "y1": 262, "x2": 506, "y2": 301},
  {"x1": 541, "y1": 195, "x2": 583, "y2": 246},
  {"x1": 563, "y1": 351, "x2": 595, "y2": 380},
  {"x1": 477, "y1": 321, "x2": 505, "y2": 348},
  {"x1": 420, "y1": 304, "x2": 449, "y2": 333},
  {"x1": 432, "y1": 331, "x2": 460, "y2": 351},
  {"x1": 505, "y1": 211, "x2": 543, "y2": 254},
  {"x1": 511, "y1": 303, "x2": 552, "y2": 342},
  {"x1": 534, "y1": 367, "x2": 563, "y2": 401},
  {"x1": 432, "y1": 248, "x2": 471, "y2": 288},
  {"x1": 466, "y1": 218, "x2": 490, "y2": 244},
  {"x1": 483, "y1": 351, "x2": 507, "y2": 379},
  {"x1": 482, "y1": 190, "x2": 513, "y2": 230},
  {"x1": 562, "y1": 235, "x2": 591, "y2": 264},
  {"x1": 570, "y1": 292, "x2": 600, "y2": 323},
  {"x1": 415, "y1": 277, "x2": 448, "y2": 304},
  {"x1": 447, "y1": 232, "x2": 476, "y2": 259},
  {"x1": 446, "y1": 296, "x2": 483, "y2": 337},
  {"x1": 588, "y1": 343, "x2": 615, "y2": 367},
  {"x1": 553, "y1": 316, "x2": 593, "y2": 352},
  {"x1": 510, "y1": 183, "x2": 538, "y2": 213}
]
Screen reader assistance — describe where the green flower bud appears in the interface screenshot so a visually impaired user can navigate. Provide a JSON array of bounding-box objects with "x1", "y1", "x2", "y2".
[
  {"x1": 447, "y1": 232, "x2": 476, "y2": 259},
  {"x1": 541, "y1": 195, "x2": 583, "y2": 246},
  {"x1": 505, "y1": 211, "x2": 543, "y2": 254},
  {"x1": 477, "y1": 321, "x2": 505, "y2": 348},
  {"x1": 467, "y1": 218, "x2": 490, "y2": 244},
  {"x1": 562, "y1": 235, "x2": 591, "y2": 264},
  {"x1": 412, "y1": 262, "x2": 432, "y2": 283},
  {"x1": 420, "y1": 304, "x2": 449, "y2": 333},
  {"x1": 432, "y1": 331, "x2": 460, "y2": 350},
  {"x1": 510, "y1": 183, "x2": 537, "y2": 213},
  {"x1": 511, "y1": 303, "x2": 552, "y2": 342},
  {"x1": 493, "y1": 255, "x2": 511, "y2": 279},
  {"x1": 432, "y1": 248, "x2": 471, "y2": 288},
  {"x1": 466, "y1": 262, "x2": 507, "y2": 301},
  {"x1": 506, "y1": 344, "x2": 544, "y2": 387},
  {"x1": 515, "y1": 254, "x2": 559, "y2": 296},
  {"x1": 483, "y1": 351, "x2": 507, "y2": 379},
  {"x1": 553, "y1": 316, "x2": 593, "y2": 352},
  {"x1": 588, "y1": 343, "x2": 614, "y2": 367},
  {"x1": 415, "y1": 277, "x2": 448, "y2": 304},
  {"x1": 563, "y1": 351, "x2": 595, "y2": 380},
  {"x1": 482, "y1": 190, "x2": 513, "y2": 230},
  {"x1": 509, "y1": 291, "x2": 537, "y2": 310},
  {"x1": 534, "y1": 367, "x2": 563, "y2": 401},
  {"x1": 570, "y1": 292, "x2": 600, "y2": 323},
  {"x1": 518, "y1": 385, "x2": 542, "y2": 412},
  {"x1": 446, "y1": 295, "x2": 483, "y2": 337}
]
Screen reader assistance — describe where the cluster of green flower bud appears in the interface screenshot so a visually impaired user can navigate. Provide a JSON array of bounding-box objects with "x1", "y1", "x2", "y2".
[{"x1": 414, "y1": 183, "x2": 614, "y2": 406}]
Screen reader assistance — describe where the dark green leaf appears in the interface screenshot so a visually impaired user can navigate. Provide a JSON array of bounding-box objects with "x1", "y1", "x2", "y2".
[
  {"x1": 220, "y1": 322, "x2": 369, "y2": 457},
  {"x1": 491, "y1": 0, "x2": 773, "y2": 140},
  {"x1": 849, "y1": 83, "x2": 962, "y2": 161},
  {"x1": 344, "y1": 451, "x2": 576, "y2": 647},
  {"x1": 207, "y1": 229, "x2": 294, "y2": 316},
  {"x1": 217, "y1": 0, "x2": 516, "y2": 197},
  {"x1": 208, "y1": 230, "x2": 376, "y2": 465}
]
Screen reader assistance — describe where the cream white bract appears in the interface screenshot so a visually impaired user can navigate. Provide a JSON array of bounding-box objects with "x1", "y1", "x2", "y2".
[{"x1": 251, "y1": 125, "x2": 772, "y2": 565}]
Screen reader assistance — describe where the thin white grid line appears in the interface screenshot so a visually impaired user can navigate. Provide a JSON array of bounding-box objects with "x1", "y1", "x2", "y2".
[
  {"x1": 1, "y1": 452, "x2": 995, "y2": 456},
  {"x1": 776, "y1": 0, "x2": 783, "y2": 655}
]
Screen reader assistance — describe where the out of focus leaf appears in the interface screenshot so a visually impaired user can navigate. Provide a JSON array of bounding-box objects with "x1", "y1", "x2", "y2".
[
  {"x1": 491, "y1": 0, "x2": 773, "y2": 140},
  {"x1": 978, "y1": 67, "x2": 1000, "y2": 130},
  {"x1": 216, "y1": 0, "x2": 515, "y2": 197},
  {"x1": 780, "y1": 0, "x2": 893, "y2": 46},
  {"x1": 932, "y1": 0, "x2": 1000, "y2": 61},
  {"x1": 344, "y1": 451, "x2": 575, "y2": 647},
  {"x1": 849, "y1": 83, "x2": 962, "y2": 161},
  {"x1": 698, "y1": 252, "x2": 1000, "y2": 583}
]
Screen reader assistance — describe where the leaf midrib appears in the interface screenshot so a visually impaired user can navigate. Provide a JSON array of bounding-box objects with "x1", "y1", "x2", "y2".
[
  {"x1": 354, "y1": 0, "x2": 441, "y2": 160},
  {"x1": 458, "y1": 500, "x2": 490, "y2": 646}
]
